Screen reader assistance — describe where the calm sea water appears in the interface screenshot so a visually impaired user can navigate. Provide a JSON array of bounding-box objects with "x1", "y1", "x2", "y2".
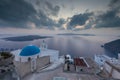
[{"x1": 0, "y1": 35, "x2": 119, "y2": 58}]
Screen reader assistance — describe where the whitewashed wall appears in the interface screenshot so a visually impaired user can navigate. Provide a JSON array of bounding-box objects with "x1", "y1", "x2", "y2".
[
  {"x1": 104, "y1": 62, "x2": 120, "y2": 79},
  {"x1": 40, "y1": 49, "x2": 59, "y2": 62}
]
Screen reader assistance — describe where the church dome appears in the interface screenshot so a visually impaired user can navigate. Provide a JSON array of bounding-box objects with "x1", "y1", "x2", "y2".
[{"x1": 20, "y1": 45, "x2": 40, "y2": 56}]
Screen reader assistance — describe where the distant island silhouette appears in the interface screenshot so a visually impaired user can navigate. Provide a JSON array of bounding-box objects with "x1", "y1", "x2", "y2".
[
  {"x1": 57, "y1": 33, "x2": 96, "y2": 36},
  {"x1": 104, "y1": 39, "x2": 120, "y2": 54},
  {"x1": 3, "y1": 35, "x2": 52, "y2": 41}
]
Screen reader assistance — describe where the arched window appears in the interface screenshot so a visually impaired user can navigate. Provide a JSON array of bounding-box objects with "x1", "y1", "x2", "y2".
[
  {"x1": 37, "y1": 55, "x2": 39, "y2": 58},
  {"x1": 28, "y1": 57, "x2": 31, "y2": 61}
]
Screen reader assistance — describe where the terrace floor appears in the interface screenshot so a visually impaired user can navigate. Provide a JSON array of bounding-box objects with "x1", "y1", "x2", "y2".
[
  {"x1": 63, "y1": 58, "x2": 98, "y2": 74},
  {"x1": 23, "y1": 58, "x2": 101, "y2": 80},
  {"x1": 22, "y1": 57, "x2": 113, "y2": 80},
  {"x1": 23, "y1": 64, "x2": 100, "y2": 80}
]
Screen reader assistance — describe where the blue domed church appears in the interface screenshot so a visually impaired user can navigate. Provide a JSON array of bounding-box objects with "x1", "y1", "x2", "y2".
[
  {"x1": 20, "y1": 45, "x2": 40, "y2": 62},
  {"x1": 20, "y1": 45, "x2": 40, "y2": 56},
  {"x1": 12, "y1": 41, "x2": 59, "y2": 78}
]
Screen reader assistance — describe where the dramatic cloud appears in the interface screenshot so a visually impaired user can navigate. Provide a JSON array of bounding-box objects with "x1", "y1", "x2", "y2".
[
  {"x1": 95, "y1": 0, "x2": 120, "y2": 28},
  {"x1": 45, "y1": 1, "x2": 60, "y2": 16},
  {"x1": 0, "y1": 0, "x2": 62, "y2": 29},
  {"x1": 0, "y1": 0, "x2": 120, "y2": 31},
  {"x1": 67, "y1": 11, "x2": 93, "y2": 29},
  {"x1": 0, "y1": 0, "x2": 36, "y2": 28},
  {"x1": 66, "y1": 0, "x2": 120, "y2": 30}
]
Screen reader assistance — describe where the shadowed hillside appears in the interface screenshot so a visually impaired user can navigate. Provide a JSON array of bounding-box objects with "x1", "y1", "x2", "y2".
[{"x1": 104, "y1": 39, "x2": 120, "y2": 54}]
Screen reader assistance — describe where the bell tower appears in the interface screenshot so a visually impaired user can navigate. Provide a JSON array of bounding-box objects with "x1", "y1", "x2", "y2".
[{"x1": 41, "y1": 40, "x2": 48, "y2": 50}]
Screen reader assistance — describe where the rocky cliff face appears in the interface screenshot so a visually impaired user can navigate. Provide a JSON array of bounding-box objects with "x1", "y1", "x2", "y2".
[{"x1": 104, "y1": 39, "x2": 120, "y2": 54}]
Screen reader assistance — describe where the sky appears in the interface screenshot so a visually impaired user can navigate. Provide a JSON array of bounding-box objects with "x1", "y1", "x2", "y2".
[{"x1": 0, "y1": 0, "x2": 120, "y2": 35}]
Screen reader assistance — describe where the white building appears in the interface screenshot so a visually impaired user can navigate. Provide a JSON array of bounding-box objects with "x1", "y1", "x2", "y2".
[
  {"x1": 11, "y1": 41, "x2": 59, "y2": 78},
  {"x1": 94, "y1": 54, "x2": 111, "y2": 66},
  {"x1": 12, "y1": 46, "x2": 59, "y2": 63},
  {"x1": 94, "y1": 54, "x2": 120, "y2": 79}
]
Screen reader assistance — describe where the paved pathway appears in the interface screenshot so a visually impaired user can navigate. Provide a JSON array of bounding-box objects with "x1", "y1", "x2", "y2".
[{"x1": 23, "y1": 63, "x2": 100, "y2": 80}]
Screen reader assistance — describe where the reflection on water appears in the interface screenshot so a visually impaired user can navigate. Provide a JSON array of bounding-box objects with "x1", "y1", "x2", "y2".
[{"x1": 0, "y1": 35, "x2": 119, "y2": 58}]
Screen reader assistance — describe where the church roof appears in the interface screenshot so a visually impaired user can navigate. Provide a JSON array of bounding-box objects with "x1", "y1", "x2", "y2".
[{"x1": 20, "y1": 45, "x2": 40, "y2": 56}]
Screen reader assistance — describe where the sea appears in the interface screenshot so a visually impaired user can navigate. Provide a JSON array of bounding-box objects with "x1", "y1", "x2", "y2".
[{"x1": 0, "y1": 34, "x2": 119, "y2": 59}]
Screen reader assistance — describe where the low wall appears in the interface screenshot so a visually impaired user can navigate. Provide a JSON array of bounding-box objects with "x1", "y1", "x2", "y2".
[
  {"x1": 14, "y1": 56, "x2": 50, "y2": 78},
  {"x1": 14, "y1": 61, "x2": 31, "y2": 78},
  {"x1": 104, "y1": 62, "x2": 120, "y2": 79},
  {"x1": 36, "y1": 56, "x2": 50, "y2": 70}
]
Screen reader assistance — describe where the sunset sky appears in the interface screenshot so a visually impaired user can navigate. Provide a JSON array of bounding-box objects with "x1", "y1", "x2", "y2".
[{"x1": 0, "y1": 0, "x2": 120, "y2": 35}]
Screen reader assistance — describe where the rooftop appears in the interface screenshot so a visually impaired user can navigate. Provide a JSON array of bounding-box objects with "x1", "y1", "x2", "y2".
[
  {"x1": 20, "y1": 45, "x2": 40, "y2": 56},
  {"x1": 74, "y1": 58, "x2": 87, "y2": 67}
]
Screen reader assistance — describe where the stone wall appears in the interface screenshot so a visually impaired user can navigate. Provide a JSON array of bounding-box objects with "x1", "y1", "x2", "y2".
[
  {"x1": 14, "y1": 56, "x2": 50, "y2": 78},
  {"x1": 104, "y1": 61, "x2": 120, "y2": 79},
  {"x1": 14, "y1": 61, "x2": 31, "y2": 78},
  {"x1": 36, "y1": 56, "x2": 50, "y2": 70}
]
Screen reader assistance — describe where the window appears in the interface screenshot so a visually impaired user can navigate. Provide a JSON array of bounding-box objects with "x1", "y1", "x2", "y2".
[
  {"x1": 28, "y1": 57, "x2": 31, "y2": 61},
  {"x1": 37, "y1": 55, "x2": 39, "y2": 58}
]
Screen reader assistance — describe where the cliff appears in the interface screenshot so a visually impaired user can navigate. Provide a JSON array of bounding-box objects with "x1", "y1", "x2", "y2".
[{"x1": 104, "y1": 39, "x2": 120, "y2": 54}]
